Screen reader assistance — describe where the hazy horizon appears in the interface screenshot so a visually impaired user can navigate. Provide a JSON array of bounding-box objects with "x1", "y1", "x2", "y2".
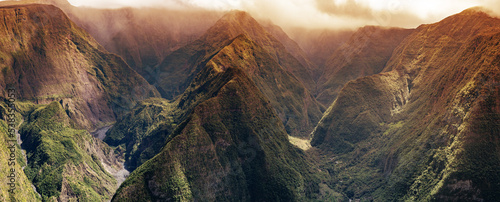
[{"x1": 60, "y1": 0, "x2": 500, "y2": 30}]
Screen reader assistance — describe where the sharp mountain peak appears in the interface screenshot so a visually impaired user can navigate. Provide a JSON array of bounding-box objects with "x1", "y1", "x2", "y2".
[
  {"x1": 206, "y1": 9, "x2": 268, "y2": 39},
  {"x1": 219, "y1": 10, "x2": 254, "y2": 23}
]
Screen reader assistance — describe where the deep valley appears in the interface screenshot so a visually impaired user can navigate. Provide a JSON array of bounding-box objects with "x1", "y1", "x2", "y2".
[{"x1": 0, "y1": 1, "x2": 499, "y2": 201}]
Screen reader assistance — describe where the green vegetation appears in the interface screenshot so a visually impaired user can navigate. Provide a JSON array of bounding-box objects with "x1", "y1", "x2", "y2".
[
  {"x1": 105, "y1": 98, "x2": 179, "y2": 171},
  {"x1": 154, "y1": 11, "x2": 323, "y2": 137},
  {"x1": 0, "y1": 120, "x2": 40, "y2": 202},
  {"x1": 1, "y1": 4, "x2": 498, "y2": 202},
  {"x1": 112, "y1": 37, "x2": 322, "y2": 201},
  {"x1": 311, "y1": 9, "x2": 500, "y2": 201},
  {"x1": 20, "y1": 102, "x2": 117, "y2": 201}
]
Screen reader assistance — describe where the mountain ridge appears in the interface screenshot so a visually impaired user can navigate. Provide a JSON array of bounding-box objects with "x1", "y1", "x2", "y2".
[
  {"x1": 111, "y1": 33, "x2": 321, "y2": 201},
  {"x1": 152, "y1": 11, "x2": 324, "y2": 137},
  {"x1": 0, "y1": 4, "x2": 159, "y2": 130},
  {"x1": 311, "y1": 7, "x2": 500, "y2": 201}
]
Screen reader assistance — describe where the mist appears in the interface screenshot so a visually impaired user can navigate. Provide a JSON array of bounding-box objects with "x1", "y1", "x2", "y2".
[{"x1": 59, "y1": 0, "x2": 500, "y2": 30}]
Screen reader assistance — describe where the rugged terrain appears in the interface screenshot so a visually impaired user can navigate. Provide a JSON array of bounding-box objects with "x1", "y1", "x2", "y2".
[
  {"x1": 316, "y1": 26, "x2": 413, "y2": 105},
  {"x1": 311, "y1": 7, "x2": 500, "y2": 201},
  {"x1": 0, "y1": 2, "x2": 499, "y2": 201},
  {"x1": 111, "y1": 34, "x2": 320, "y2": 201},
  {"x1": 151, "y1": 11, "x2": 324, "y2": 137},
  {"x1": 0, "y1": 3, "x2": 154, "y2": 201},
  {"x1": 19, "y1": 101, "x2": 123, "y2": 201},
  {"x1": 0, "y1": 4, "x2": 159, "y2": 130}
]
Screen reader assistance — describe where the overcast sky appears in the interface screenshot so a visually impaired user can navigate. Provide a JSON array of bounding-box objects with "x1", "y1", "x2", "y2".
[{"x1": 51, "y1": 0, "x2": 500, "y2": 29}]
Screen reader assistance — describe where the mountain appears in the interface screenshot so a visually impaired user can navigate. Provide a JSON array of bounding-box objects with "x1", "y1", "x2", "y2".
[
  {"x1": 287, "y1": 28, "x2": 354, "y2": 77},
  {"x1": 63, "y1": 6, "x2": 222, "y2": 79},
  {"x1": 154, "y1": 11, "x2": 316, "y2": 97},
  {"x1": 19, "y1": 101, "x2": 123, "y2": 201},
  {"x1": 5, "y1": 0, "x2": 223, "y2": 78},
  {"x1": 0, "y1": 3, "x2": 158, "y2": 201},
  {"x1": 0, "y1": 103, "x2": 40, "y2": 201},
  {"x1": 104, "y1": 98, "x2": 178, "y2": 171},
  {"x1": 260, "y1": 21, "x2": 317, "y2": 73},
  {"x1": 0, "y1": 4, "x2": 159, "y2": 130},
  {"x1": 111, "y1": 34, "x2": 320, "y2": 201},
  {"x1": 316, "y1": 26, "x2": 413, "y2": 105},
  {"x1": 152, "y1": 11, "x2": 323, "y2": 137},
  {"x1": 105, "y1": 34, "x2": 324, "y2": 171},
  {"x1": 311, "y1": 7, "x2": 500, "y2": 201}
]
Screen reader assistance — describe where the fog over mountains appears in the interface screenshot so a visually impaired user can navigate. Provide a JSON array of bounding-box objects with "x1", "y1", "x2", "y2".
[{"x1": 0, "y1": 0, "x2": 499, "y2": 201}]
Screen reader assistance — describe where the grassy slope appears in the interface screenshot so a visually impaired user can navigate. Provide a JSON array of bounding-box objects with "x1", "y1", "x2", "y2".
[
  {"x1": 19, "y1": 101, "x2": 119, "y2": 201},
  {"x1": 111, "y1": 35, "x2": 321, "y2": 201},
  {"x1": 0, "y1": 103, "x2": 40, "y2": 201},
  {"x1": 311, "y1": 8, "x2": 500, "y2": 201}
]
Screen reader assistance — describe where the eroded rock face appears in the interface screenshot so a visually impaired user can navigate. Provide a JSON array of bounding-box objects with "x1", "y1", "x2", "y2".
[{"x1": 0, "y1": 4, "x2": 159, "y2": 130}]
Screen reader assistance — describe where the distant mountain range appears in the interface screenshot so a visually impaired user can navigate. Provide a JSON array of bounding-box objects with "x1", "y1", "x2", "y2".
[{"x1": 0, "y1": 1, "x2": 498, "y2": 201}]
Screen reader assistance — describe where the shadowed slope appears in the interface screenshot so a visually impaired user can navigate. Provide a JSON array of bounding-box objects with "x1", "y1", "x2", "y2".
[
  {"x1": 153, "y1": 11, "x2": 323, "y2": 137},
  {"x1": 316, "y1": 26, "x2": 413, "y2": 105},
  {"x1": 154, "y1": 10, "x2": 316, "y2": 98},
  {"x1": 311, "y1": 7, "x2": 500, "y2": 201},
  {"x1": 111, "y1": 35, "x2": 320, "y2": 201},
  {"x1": 105, "y1": 34, "x2": 322, "y2": 171}
]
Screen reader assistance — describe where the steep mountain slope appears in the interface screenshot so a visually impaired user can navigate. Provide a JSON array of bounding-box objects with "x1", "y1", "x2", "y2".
[
  {"x1": 104, "y1": 98, "x2": 178, "y2": 171},
  {"x1": 153, "y1": 11, "x2": 323, "y2": 137},
  {"x1": 0, "y1": 4, "x2": 159, "y2": 130},
  {"x1": 64, "y1": 6, "x2": 222, "y2": 79},
  {"x1": 7, "y1": 0, "x2": 223, "y2": 78},
  {"x1": 0, "y1": 3, "x2": 158, "y2": 201},
  {"x1": 155, "y1": 10, "x2": 316, "y2": 98},
  {"x1": 287, "y1": 28, "x2": 354, "y2": 76},
  {"x1": 111, "y1": 34, "x2": 320, "y2": 201},
  {"x1": 105, "y1": 34, "x2": 323, "y2": 171},
  {"x1": 260, "y1": 21, "x2": 317, "y2": 73},
  {"x1": 196, "y1": 35, "x2": 323, "y2": 136},
  {"x1": 19, "y1": 101, "x2": 124, "y2": 201},
  {"x1": 316, "y1": 26, "x2": 413, "y2": 105},
  {"x1": 0, "y1": 103, "x2": 40, "y2": 201},
  {"x1": 311, "y1": 8, "x2": 500, "y2": 201}
]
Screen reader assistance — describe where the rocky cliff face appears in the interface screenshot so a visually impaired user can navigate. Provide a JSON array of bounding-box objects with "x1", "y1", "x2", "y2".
[
  {"x1": 111, "y1": 34, "x2": 320, "y2": 201},
  {"x1": 311, "y1": 8, "x2": 500, "y2": 201},
  {"x1": 155, "y1": 11, "x2": 317, "y2": 98},
  {"x1": 0, "y1": 4, "x2": 159, "y2": 130},
  {"x1": 6, "y1": 0, "x2": 223, "y2": 79}
]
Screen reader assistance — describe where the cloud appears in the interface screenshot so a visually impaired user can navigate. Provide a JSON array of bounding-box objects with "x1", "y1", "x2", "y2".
[
  {"x1": 35, "y1": 0, "x2": 500, "y2": 29},
  {"x1": 315, "y1": 0, "x2": 374, "y2": 19}
]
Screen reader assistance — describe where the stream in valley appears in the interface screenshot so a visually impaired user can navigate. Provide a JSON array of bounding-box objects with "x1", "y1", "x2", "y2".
[{"x1": 91, "y1": 126, "x2": 130, "y2": 187}]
